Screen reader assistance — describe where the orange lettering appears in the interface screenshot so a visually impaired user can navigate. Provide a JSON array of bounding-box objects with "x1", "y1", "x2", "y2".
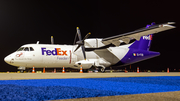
[
  {"x1": 56, "y1": 48, "x2": 68, "y2": 56},
  {"x1": 62, "y1": 50, "x2": 67, "y2": 56},
  {"x1": 56, "y1": 48, "x2": 62, "y2": 55}
]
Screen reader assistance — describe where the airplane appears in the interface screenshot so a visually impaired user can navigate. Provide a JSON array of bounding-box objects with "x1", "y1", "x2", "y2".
[{"x1": 4, "y1": 22, "x2": 175, "y2": 72}]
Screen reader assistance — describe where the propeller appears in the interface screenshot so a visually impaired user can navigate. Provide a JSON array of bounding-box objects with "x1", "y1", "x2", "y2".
[
  {"x1": 74, "y1": 27, "x2": 91, "y2": 60},
  {"x1": 51, "y1": 36, "x2": 54, "y2": 44}
]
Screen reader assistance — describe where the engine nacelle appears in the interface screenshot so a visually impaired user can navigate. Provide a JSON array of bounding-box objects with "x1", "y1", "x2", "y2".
[
  {"x1": 84, "y1": 39, "x2": 105, "y2": 48},
  {"x1": 75, "y1": 60, "x2": 94, "y2": 69}
]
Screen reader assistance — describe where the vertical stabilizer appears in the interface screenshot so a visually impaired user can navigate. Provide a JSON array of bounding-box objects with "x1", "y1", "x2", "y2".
[{"x1": 129, "y1": 34, "x2": 153, "y2": 51}]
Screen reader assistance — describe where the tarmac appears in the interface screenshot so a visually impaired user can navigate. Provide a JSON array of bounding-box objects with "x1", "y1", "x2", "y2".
[
  {"x1": 58, "y1": 91, "x2": 180, "y2": 101},
  {"x1": 1, "y1": 72, "x2": 180, "y2": 101},
  {"x1": 0, "y1": 72, "x2": 180, "y2": 80}
]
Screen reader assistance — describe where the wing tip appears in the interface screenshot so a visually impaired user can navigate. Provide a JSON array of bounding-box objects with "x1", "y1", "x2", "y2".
[{"x1": 167, "y1": 22, "x2": 175, "y2": 24}]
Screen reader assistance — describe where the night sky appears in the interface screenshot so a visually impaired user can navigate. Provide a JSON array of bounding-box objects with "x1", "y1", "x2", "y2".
[{"x1": 1, "y1": 1, "x2": 179, "y2": 72}]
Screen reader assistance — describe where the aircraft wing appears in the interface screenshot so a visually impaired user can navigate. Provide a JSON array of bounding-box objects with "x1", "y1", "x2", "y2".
[{"x1": 102, "y1": 22, "x2": 176, "y2": 46}]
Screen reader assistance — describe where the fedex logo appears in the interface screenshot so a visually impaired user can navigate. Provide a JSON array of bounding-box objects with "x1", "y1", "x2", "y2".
[
  {"x1": 41, "y1": 48, "x2": 67, "y2": 56},
  {"x1": 143, "y1": 35, "x2": 152, "y2": 40},
  {"x1": 16, "y1": 52, "x2": 23, "y2": 57}
]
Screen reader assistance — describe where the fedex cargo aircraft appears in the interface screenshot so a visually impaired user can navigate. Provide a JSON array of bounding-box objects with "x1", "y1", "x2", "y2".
[{"x1": 4, "y1": 22, "x2": 175, "y2": 72}]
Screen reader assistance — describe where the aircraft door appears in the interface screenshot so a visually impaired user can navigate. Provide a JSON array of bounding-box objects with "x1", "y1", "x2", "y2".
[
  {"x1": 70, "y1": 51, "x2": 77, "y2": 64},
  {"x1": 43, "y1": 55, "x2": 54, "y2": 67},
  {"x1": 26, "y1": 47, "x2": 42, "y2": 67},
  {"x1": 23, "y1": 47, "x2": 33, "y2": 60},
  {"x1": 41, "y1": 47, "x2": 55, "y2": 67}
]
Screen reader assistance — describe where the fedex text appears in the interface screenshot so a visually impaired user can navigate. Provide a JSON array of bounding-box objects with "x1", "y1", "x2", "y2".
[
  {"x1": 143, "y1": 35, "x2": 152, "y2": 40},
  {"x1": 41, "y1": 48, "x2": 67, "y2": 56}
]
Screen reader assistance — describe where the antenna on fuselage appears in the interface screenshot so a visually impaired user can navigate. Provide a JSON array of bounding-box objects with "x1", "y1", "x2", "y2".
[
  {"x1": 36, "y1": 41, "x2": 39, "y2": 44},
  {"x1": 51, "y1": 36, "x2": 54, "y2": 44}
]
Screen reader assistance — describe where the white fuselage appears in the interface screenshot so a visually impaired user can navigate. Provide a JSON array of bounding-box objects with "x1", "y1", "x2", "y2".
[{"x1": 4, "y1": 39, "x2": 130, "y2": 70}]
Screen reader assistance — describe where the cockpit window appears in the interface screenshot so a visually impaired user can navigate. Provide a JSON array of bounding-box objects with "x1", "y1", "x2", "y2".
[
  {"x1": 17, "y1": 47, "x2": 34, "y2": 51},
  {"x1": 30, "y1": 47, "x2": 34, "y2": 51},
  {"x1": 24, "y1": 47, "x2": 29, "y2": 51},
  {"x1": 17, "y1": 47, "x2": 24, "y2": 51}
]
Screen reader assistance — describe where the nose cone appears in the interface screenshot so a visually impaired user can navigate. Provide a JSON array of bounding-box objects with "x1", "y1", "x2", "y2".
[
  {"x1": 4, "y1": 56, "x2": 10, "y2": 63},
  {"x1": 4, "y1": 55, "x2": 13, "y2": 64}
]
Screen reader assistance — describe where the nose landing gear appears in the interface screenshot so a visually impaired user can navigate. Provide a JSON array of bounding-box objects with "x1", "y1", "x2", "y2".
[{"x1": 18, "y1": 66, "x2": 26, "y2": 73}]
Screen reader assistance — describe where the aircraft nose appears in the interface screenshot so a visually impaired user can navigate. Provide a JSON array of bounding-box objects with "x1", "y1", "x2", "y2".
[
  {"x1": 4, "y1": 56, "x2": 9, "y2": 63},
  {"x1": 4, "y1": 55, "x2": 13, "y2": 64}
]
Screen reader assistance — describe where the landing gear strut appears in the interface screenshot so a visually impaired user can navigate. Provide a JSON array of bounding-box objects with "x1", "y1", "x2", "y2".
[
  {"x1": 20, "y1": 70, "x2": 24, "y2": 73},
  {"x1": 100, "y1": 67, "x2": 105, "y2": 73},
  {"x1": 18, "y1": 66, "x2": 26, "y2": 73},
  {"x1": 96, "y1": 65, "x2": 106, "y2": 73}
]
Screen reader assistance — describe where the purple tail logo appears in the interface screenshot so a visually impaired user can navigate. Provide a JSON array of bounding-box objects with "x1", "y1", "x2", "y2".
[{"x1": 143, "y1": 35, "x2": 152, "y2": 40}]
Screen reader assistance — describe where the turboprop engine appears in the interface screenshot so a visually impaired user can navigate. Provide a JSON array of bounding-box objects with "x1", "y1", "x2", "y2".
[{"x1": 75, "y1": 60, "x2": 94, "y2": 69}]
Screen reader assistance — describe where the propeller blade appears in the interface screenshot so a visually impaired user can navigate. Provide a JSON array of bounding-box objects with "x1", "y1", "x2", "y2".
[
  {"x1": 74, "y1": 27, "x2": 91, "y2": 60},
  {"x1": 81, "y1": 45, "x2": 86, "y2": 60},
  {"x1": 83, "y1": 32, "x2": 91, "y2": 41},
  {"x1": 74, "y1": 45, "x2": 81, "y2": 52},
  {"x1": 51, "y1": 36, "x2": 54, "y2": 44},
  {"x1": 76, "y1": 27, "x2": 82, "y2": 41},
  {"x1": 73, "y1": 32, "x2": 78, "y2": 45}
]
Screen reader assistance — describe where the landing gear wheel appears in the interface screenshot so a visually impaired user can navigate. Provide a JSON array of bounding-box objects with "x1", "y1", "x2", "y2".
[
  {"x1": 20, "y1": 70, "x2": 24, "y2": 73},
  {"x1": 101, "y1": 68, "x2": 105, "y2": 73}
]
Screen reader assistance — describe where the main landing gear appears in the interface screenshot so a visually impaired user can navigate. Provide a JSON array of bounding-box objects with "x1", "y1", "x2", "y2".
[
  {"x1": 96, "y1": 66, "x2": 106, "y2": 73},
  {"x1": 100, "y1": 68, "x2": 105, "y2": 73}
]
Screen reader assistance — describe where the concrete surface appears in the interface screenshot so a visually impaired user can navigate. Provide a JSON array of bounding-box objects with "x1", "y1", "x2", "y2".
[
  {"x1": 0, "y1": 72, "x2": 180, "y2": 80},
  {"x1": 58, "y1": 91, "x2": 180, "y2": 101}
]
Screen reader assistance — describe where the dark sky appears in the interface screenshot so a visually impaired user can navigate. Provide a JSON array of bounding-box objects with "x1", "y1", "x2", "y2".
[{"x1": 1, "y1": 0, "x2": 179, "y2": 71}]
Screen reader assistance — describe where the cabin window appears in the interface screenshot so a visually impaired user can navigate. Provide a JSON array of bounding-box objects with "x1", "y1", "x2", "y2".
[
  {"x1": 30, "y1": 47, "x2": 34, "y2": 51},
  {"x1": 24, "y1": 47, "x2": 29, "y2": 51},
  {"x1": 17, "y1": 47, "x2": 24, "y2": 51}
]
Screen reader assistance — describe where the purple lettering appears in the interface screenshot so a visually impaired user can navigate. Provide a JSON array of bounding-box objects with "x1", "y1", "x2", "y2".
[
  {"x1": 41, "y1": 48, "x2": 46, "y2": 55},
  {"x1": 52, "y1": 48, "x2": 57, "y2": 55},
  {"x1": 41, "y1": 48, "x2": 68, "y2": 56},
  {"x1": 46, "y1": 50, "x2": 51, "y2": 55}
]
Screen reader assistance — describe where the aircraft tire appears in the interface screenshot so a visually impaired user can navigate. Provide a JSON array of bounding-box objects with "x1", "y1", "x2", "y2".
[
  {"x1": 101, "y1": 68, "x2": 105, "y2": 73},
  {"x1": 20, "y1": 70, "x2": 24, "y2": 73}
]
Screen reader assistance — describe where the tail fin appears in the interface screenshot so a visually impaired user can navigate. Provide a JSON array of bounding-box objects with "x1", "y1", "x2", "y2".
[
  {"x1": 129, "y1": 34, "x2": 153, "y2": 51},
  {"x1": 129, "y1": 22, "x2": 155, "y2": 51}
]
